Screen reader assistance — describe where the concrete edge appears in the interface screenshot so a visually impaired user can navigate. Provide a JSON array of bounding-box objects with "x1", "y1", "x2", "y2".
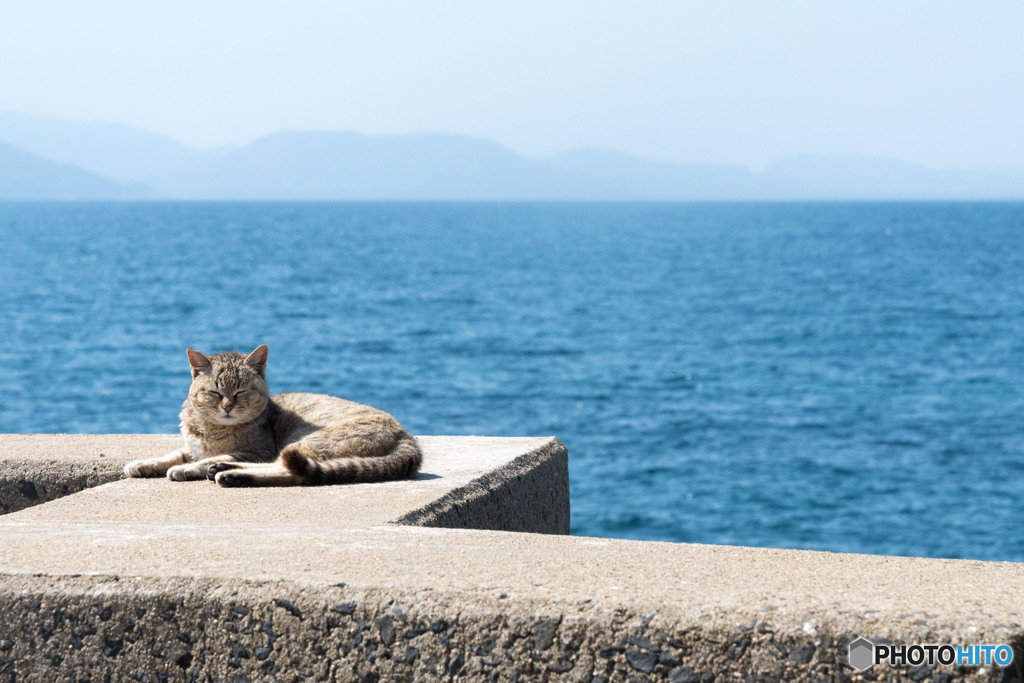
[
  {"x1": 0, "y1": 462, "x2": 127, "y2": 515},
  {"x1": 0, "y1": 434, "x2": 180, "y2": 515},
  {"x1": 393, "y1": 437, "x2": 569, "y2": 534},
  {"x1": 6, "y1": 574, "x2": 1020, "y2": 683}
]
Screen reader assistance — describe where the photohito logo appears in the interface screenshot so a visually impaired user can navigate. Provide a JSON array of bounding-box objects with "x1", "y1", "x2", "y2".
[{"x1": 848, "y1": 637, "x2": 1014, "y2": 672}]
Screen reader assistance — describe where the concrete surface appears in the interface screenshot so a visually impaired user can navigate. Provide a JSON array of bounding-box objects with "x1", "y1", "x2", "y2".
[{"x1": 0, "y1": 435, "x2": 1022, "y2": 682}]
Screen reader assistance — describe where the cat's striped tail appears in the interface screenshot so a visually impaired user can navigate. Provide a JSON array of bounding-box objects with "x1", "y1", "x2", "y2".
[{"x1": 279, "y1": 433, "x2": 422, "y2": 484}]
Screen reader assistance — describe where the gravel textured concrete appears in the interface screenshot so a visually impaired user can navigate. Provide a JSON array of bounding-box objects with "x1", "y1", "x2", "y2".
[{"x1": 0, "y1": 435, "x2": 1022, "y2": 682}]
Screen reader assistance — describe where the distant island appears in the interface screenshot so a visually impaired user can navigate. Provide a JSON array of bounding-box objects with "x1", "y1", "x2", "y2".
[{"x1": 2, "y1": 110, "x2": 1023, "y2": 201}]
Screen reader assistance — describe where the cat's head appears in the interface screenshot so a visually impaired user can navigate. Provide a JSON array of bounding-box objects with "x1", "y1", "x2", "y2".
[{"x1": 184, "y1": 345, "x2": 270, "y2": 426}]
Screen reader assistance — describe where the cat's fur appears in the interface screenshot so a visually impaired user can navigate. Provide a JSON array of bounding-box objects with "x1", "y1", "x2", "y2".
[{"x1": 123, "y1": 345, "x2": 422, "y2": 487}]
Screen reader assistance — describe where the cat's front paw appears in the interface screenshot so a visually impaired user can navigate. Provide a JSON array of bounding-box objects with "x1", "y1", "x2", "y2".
[
  {"x1": 167, "y1": 463, "x2": 205, "y2": 482},
  {"x1": 214, "y1": 471, "x2": 255, "y2": 488},
  {"x1": 207, "y1": 462, "x2": 241, "y2": 480},
  {"x1": 124, "y1": 460, "x2": 156, "y2": 478}
]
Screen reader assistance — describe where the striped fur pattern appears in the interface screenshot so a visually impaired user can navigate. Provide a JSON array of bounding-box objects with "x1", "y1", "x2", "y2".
[
  {"x1": 123, "y1": 345, "x2": 422, "y2": 487},
  {"x1": 280, "y1": 432, "x2": 421, "y2": 484}
]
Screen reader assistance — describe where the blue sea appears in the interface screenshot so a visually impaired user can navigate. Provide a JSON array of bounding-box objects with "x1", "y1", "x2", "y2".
[{"x1": 1, "y1": 202, "x2": 1022, "y2": 561}]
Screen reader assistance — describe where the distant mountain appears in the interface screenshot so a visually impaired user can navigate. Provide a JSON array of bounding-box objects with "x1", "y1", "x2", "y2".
[
  {"x1": 165, "y1": 137, "x2": 1024, "y2": 201},
  {"x1": 0, "y1": 110, "x2": 234, "y2": 184},
  {"x1": 2, "y1": 111, "x2": 1024, "y2": 200},
  {"x1": 0, "y1": 141, "x2": 150, "y2": 200},
  {"x1": 548, "y1": 148, "x2": 777, "y2": 200},
  {"x1": 763, "y1": 155, "x2": 1024, "y2": 200},
  {"x1": 154, "y1": 131, "x2": 614, "y2": 200}
]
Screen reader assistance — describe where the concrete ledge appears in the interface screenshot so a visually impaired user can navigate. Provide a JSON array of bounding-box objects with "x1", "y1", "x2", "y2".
[
  {"x1": 0, "y1": 434, "x2": 179, "y2": 514},
  {"x1": 393, "y1": 437, "x2": 569, "y2": 534},
  {"x1": 2, "y1": 536, "x2": 1023, "y2": 682},
  {"x1": 0, "y1": 434, "x2": 568, "y2": 534},
  {"x1": 1, "y1": 435, "x2": 1022, "y2": 682}
]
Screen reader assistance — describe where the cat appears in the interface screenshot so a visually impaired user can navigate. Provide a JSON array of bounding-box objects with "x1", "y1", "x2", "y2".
[{"x1": 123, "y1": 345, "x2": 422, "y2": 487}]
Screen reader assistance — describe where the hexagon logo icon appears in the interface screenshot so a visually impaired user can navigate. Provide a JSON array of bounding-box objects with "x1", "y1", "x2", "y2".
[{"x1": 848, "y1": 637, "x2": 875, "y2": 671}]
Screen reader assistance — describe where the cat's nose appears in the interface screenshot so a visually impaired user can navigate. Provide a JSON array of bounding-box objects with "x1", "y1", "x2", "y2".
[{"x1": 222, "y1": 404, "x2": 234, "y2": 413}]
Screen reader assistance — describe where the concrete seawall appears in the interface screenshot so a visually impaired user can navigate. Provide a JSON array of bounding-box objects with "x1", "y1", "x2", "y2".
[{"x1": 1, "y1": 435, "x2": 1022, "y2": 682}]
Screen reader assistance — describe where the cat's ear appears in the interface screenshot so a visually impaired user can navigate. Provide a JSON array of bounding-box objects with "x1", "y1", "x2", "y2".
[
  {"x1": 186, "y1": 348, "x2": 212, "y2": 378},
  {"x1": 245, "y1": 344, "x2": 269, "y2": 377}
]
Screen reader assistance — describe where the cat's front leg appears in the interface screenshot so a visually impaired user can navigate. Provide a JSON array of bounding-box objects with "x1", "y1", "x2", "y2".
[
  {"x1": 124, "y1": 449, "x2": 188, "y2": 478},
  {"x1": 204, "y1": 452, "x2": 276, "y2": 480},
  {"x1": 166, "y1": 454, "x2": 242, "y2": 482}
]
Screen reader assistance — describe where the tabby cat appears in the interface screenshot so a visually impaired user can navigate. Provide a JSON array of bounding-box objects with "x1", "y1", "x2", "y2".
[{"x1": 123, "y1": 345, "x2": 422, "y2": 487}]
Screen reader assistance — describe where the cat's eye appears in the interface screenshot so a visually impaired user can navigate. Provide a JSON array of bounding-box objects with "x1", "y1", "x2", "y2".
[
  {"x1": 204, "y1": 390, "x2": 222, "y2": 400},
  {"x1": 235, "y1": 391, "x2": 251, "y2": 401}
]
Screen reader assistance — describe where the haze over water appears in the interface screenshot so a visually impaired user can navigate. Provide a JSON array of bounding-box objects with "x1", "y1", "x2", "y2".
[{"x1": 1, "y1": 201, "x2": 1021, "y2": 561}]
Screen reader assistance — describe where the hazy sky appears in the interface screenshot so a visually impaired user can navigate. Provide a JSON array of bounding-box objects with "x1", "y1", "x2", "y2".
[{"x1": 1, "y1": 1, "x2": 1022, "y2": 169}]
